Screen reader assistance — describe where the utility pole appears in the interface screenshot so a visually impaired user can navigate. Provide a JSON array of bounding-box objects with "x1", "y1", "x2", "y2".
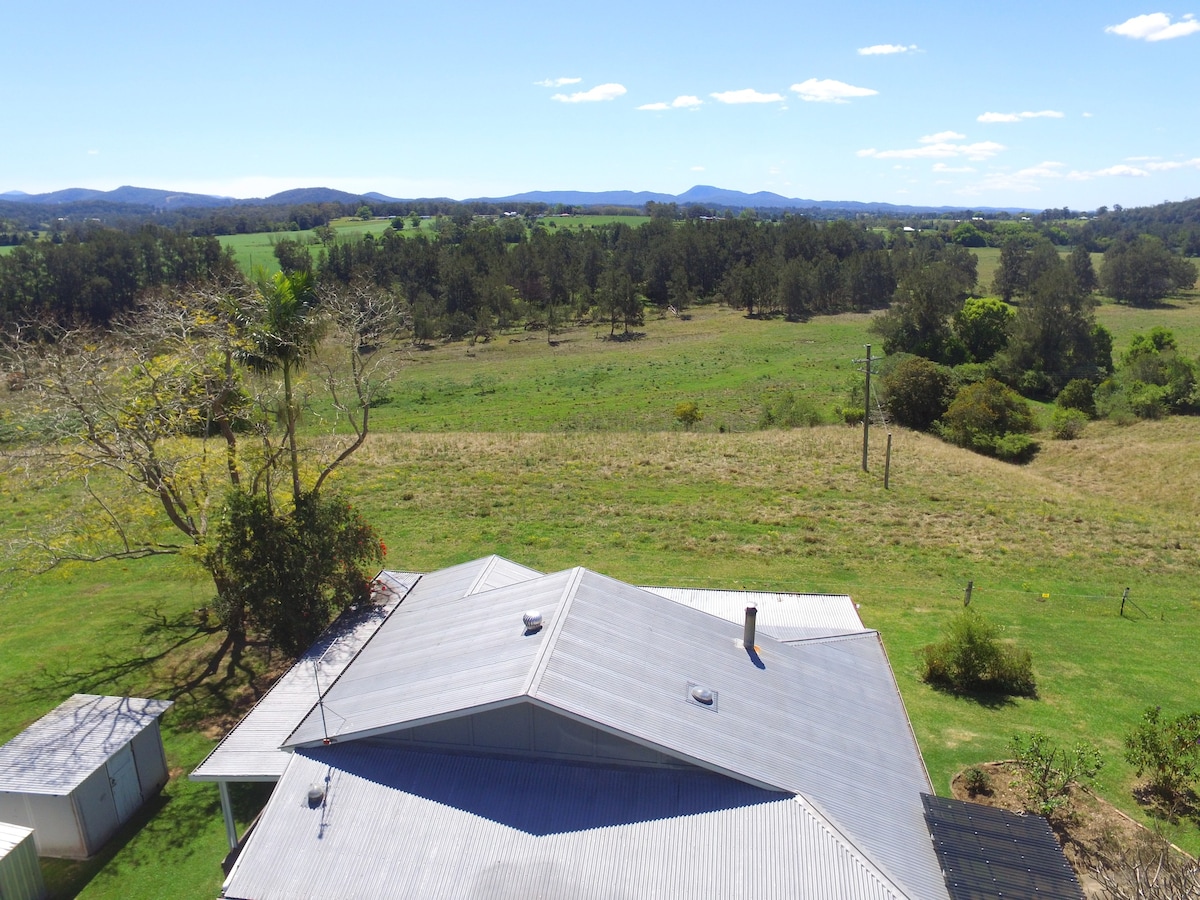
[{"x1": 862, "y1": 344, "x2": 871, "y2": 472}]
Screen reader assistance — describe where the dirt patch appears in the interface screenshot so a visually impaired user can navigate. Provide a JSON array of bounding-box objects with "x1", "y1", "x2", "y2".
[{"x1": 952, "y1": 763, "x2": 1197, "y2": 899}]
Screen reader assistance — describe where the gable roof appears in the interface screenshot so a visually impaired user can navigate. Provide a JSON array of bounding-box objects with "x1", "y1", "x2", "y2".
[
  {"x1": 0, "y1": 694, "x2": 172, "y2": 794},
  {"x1": 278, "y1": 562, "x2": 943, "y2": 899}
]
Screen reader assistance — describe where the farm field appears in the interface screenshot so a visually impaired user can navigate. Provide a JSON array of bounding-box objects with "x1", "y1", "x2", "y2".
[{"x1": 2, "y1": 299, "x2": 1199, "y2": 897}]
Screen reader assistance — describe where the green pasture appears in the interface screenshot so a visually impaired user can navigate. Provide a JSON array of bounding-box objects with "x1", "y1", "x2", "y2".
[{"x1": 4, "y1": 298, "x2": 1200, "y2": 897}]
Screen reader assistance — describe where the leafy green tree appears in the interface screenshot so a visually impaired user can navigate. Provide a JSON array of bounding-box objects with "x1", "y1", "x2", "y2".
[
  {"x1": 871, "y1": 261, "x2": 971, "y2": 363},
  {"x1": 1124, "y1": 706, "x2": 1200, "y2": 803},
  {"x1": 999, "y1": 263, "x2": 1101, "y2": 397},
  {"x1": 237, "y1": 271, "x2": 326, "y2": 505},
  {"x1": 207, "y1": 489, "x2": 384, "y2": 654},
  {"x1": 880, "y1": 356, "x2": 952, "y2": 431},
  {"x1": 940, "y1": 378, "x2": 1037, "y2": 461},
  {"x1": 954, "y1": 296, "x2": 1013, "y2": 362},
  {"x1": 1069, "y1": 244, "x2": 1098, "y2": 294},
  {"x1": 1101, "y1": 235, "x2": 1198, "y2": 305}
]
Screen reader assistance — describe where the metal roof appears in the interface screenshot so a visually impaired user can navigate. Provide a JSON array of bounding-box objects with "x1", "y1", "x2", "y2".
[
  {"x1": 190, "y1": 571, "x2": 420, "y2": 782},
  {"x1": 0, "y1": 822, "x2": 36, "y2": 854},
  {"x1": 0, "y1": 694, "x2": 172, "y2": 795},
  {"x1": 923, "y1": 794, "x2": 1085, "y2": 900},
  {"x1": 641, "y1": 585, "x2": 866, "y2": 641},
  {"x1": 278, "y1": 564, "x2": 944, "y2": 899},
  {"x1": 221, "y1": 743, "x2": 910, "y2": 900}
]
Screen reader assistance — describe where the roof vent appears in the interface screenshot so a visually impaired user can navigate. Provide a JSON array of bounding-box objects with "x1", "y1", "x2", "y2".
[
  {"x1": 687, "y1": 681, "x2": 718, "y2": 711},
  {"x1": 307, "y1": 782, "x2": 325, "y2": 807},
  {"x1": 522, "y1": 610, "x2": 544, "y2": 633}
]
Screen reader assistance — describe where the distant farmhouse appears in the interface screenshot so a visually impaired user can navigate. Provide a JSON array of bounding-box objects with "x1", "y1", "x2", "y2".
[{"x1": 193, "y1": 556, "x2": 1082, "y2": 900}]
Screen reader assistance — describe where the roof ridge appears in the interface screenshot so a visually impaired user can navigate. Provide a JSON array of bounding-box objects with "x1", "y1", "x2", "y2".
[
  {"x1": 787, "y1": 794, "x2": 913, "y2": 899},
  {"x1": 522, "y1": 566, "x2": 585, "y2": 699}
]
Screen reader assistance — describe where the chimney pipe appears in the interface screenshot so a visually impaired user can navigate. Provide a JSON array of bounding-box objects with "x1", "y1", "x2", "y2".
[{"x1": 743, "y1": 605, "x2": 757, "y2": 650}]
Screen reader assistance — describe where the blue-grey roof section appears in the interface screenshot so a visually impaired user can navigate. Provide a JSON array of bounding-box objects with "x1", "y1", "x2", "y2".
[
  {"x1": 220, "y1": 743, "x2": 911, "y2": 900},
  {"x1": 642, "y1": 586, "x2": 866, "y2": 641},
  {"x1": 191, "y1": 571, "x2": 420, "y2": 781},
  {"x1": 0, "y1": 694, "x2": 172, "y2": 795}
]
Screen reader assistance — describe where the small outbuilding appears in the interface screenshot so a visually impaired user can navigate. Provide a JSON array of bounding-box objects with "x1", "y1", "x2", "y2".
[
  {"x1": 0, "y1": 694, "x2": 173, "y2": 859},
  {"x1": 0, "y1": 822, "x2": 46, "y2": 900}
]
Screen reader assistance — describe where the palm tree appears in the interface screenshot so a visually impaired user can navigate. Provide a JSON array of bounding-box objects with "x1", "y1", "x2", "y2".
[{"x1": 238, "y1": 270, "x2": 325, "y2": 505}]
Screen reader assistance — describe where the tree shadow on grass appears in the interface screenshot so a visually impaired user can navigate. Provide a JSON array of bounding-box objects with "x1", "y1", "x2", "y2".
[{"x1": 17, "y1": 605, "x2": 271, "y2": 732}]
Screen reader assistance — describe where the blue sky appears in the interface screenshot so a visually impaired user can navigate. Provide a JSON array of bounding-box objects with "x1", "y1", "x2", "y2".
[{"x1": 4, "y1": 1, "x2": 1199, "y2": 209}]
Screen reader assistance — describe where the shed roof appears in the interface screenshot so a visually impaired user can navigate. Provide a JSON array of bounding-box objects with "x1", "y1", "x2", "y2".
[
  {"x1": 0, "y1": 822, "x2": 36, "y2": 854},
  {"x1": 0, "y1": 695, "x2": 172, "y2": 795}
]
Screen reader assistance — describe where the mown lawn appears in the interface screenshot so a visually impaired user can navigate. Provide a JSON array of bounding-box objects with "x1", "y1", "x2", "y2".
[{"x1": 3, "y1": 299, "x2": 1200, "y2": 897}]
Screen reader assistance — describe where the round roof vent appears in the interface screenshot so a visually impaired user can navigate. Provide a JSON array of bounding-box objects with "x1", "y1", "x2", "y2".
[
  {"x1": 690, "y1": 685, "x2": 715, "y2": 705},
  {"x1": 307, "y1": 783, "x2": 325, "y2": 806},
  {"x1": 522, "y1": 610, "x2": 544, "y2": 632}
]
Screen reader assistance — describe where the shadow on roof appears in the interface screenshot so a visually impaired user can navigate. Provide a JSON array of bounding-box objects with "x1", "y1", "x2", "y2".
[{"x1": 301, "y1": 743, "x2": 788, "y2": 836}]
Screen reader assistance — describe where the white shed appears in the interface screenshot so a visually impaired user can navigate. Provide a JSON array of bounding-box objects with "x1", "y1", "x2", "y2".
[
  {"x1": 0, "y1": 822, "x2": 46, "y2": 900},
  {"x1": 0, "y1": 694, "x2": 173, "y2": 859}
]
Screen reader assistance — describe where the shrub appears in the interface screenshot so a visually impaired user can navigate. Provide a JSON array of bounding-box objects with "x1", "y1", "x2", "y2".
[
  {"x1": 1124, "y1": 706, "x2": 1200, "y2": 803},
  {"x1": 963, "y1": 766, "x2": 993, "y2": 797},
  {"x1": 1008, "y1": 732, "x2": 1104, "y2": 820},
  {"x1": 940, "y1": 378, "x2": 1037, "y2": 460},
  {"x1": 918, "y1": 609, "x2": 1037, "y2": 697},
  {"x1": 1056, "y1": 378, "x2": 1096, "y2": 417},
  {"x1": 838, "y1": 405, "x2": 865, "y2": 425},
  {"x1": 674, "y1": 401, "x2": 703, "y2": 430},
  {"x1": 1050, "y1": 407, "x2": 1088, "y2": 440},
  {"x1": 759, "y1": 391, "x2": 822, "y2": 428},
  {"x1": 880, "y1": 356, "x2": 953, "y2": 431}
]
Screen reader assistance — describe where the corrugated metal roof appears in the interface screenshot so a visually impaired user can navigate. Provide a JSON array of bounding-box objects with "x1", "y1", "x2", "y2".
[
  {"x1": 0, "y1": 694, "x2": 172, "y2": 795},
  {"x1": 923, "y1": 794, "x2": 1085, "y2": 900},
  {"x1": 0, "y1": 822, "x2": 36, "y2": 854},
  {"x1": 285, "y1": 565, "x2": 571, "y2": 748},
  {"x1": 534, "y1": 570, "x2": 944, "y2": 900},
  {"x1": 190, "y1": 571, "x2": 421, "y2": 781},
  {"x1": 279, "y1": 565, "x2": 943, "y2": 898},
  {"x1": 221, "y1": 743, "x2": 909, "y2": 900},
  {"x1": 641, "y1": 585, "x2": 866, "y2": 641}
]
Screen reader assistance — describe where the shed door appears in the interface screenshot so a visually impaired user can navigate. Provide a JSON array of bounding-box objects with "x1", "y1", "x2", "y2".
[{"x1": 106, "y1": 743, "x2": 142, "y2": 824}]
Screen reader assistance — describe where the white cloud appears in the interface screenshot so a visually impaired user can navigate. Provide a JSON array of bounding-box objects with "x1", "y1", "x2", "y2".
[
  {"x1": 535, "y1": 77, "x2": 582, "y2": 88},
  {"x1": 641, "y1": 95, "x2": 704, "y2": 111},
  {"x1": 87, "y1": 149, "x2": 100, "y2": 155},
  {"x1": 791, "y1": 78, "x2": 878, "y2": 102},
  {"x1": 858, "y1": 139, "x2": 1004, "y2": 161},
  {"x1": 932, "y1": 163, "x2": 976, "y2": 173},
  {"x1": 1146, "y1": 157, "x2": 1200, "y2": 171},
  {"x1": 710, "y1": 88, "x2": 786, "y2": 104},
  {"x1": 552, "y1": 83, "x2": 627, "y2": 103},
  {"x1": 920, "y1": 131, "x2": 966, "y2": 143},
  {"x1": 857, "y1": 43, "x2": 917, "y2": 55},
  {"x1": 1106, "y1": 12, "x2": 1200, "y2": 41},
  {"x1": 1067, "y1": 164, "x2": 1150, "y2": 180},
  {"x1": 691, "y1": 165, "x2": 706, "y2": 172},
  {"x1": 978, "y1": 110, "x2": 1065, "y2": 123},
  {"x1": 1082, "y1": 111, "x2": 1094, "y2": 118},
  {"x1": 957, "y1": 162, "x2": 1065, "y2": 195}
]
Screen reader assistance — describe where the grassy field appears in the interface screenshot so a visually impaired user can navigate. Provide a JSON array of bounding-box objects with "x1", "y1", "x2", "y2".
[{"x1": 3, "y1": 298, "x2": 1200, "y2": 897}]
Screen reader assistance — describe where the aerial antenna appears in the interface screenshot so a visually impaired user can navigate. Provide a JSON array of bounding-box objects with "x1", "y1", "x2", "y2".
[{"x1": 313, "y1": 655, "x2": 331, "y2": 745}]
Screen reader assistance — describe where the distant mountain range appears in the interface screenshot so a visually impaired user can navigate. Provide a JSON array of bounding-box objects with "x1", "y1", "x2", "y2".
[{"x1": 0, "y1": 184, "x2": 1034, "y2": 215}]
